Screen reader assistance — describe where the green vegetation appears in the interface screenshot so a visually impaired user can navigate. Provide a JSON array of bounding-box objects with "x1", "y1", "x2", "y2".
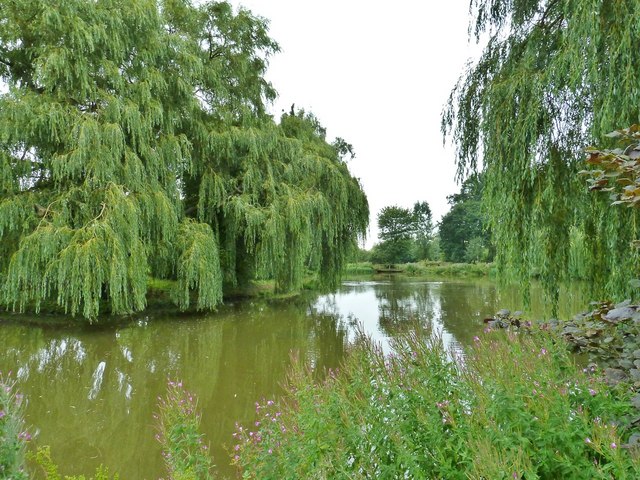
[
  {"x1": 368, "y1": 180, "x2": 495, "y2": 268},
  {"x1": 439, "y1": 174, "x2": 492, "y2": 264},
  {"x1": 343, "y1": 262, "x2": 376, "y2": 276},
  {"x1": 0, "y1": 374, "x2": 28, "y2": 479},
  {"x1": 370, "y1": 202, "x2": 435, "y2": 265},
  {"x1": 233, "y1": 329, "x2": 639, "y2": 479},
  {"x1": 31, "y1": 447, "x2": 119, "y2": 480},
  {"x1": 4, "y1": 0, "x2": 640, "y2": 477},
  {"x1": 443, "y1": 0, "x2": 640, "y2": 305},
  {"x1": 583, "y1": 125, "x2": 640, "y2": 213},
  {"x1": 0, "y1": 0, "x2": 368, "y2": 320},
  {"x1": 409, "y1": 261, "x2": 493, "y2": 278},
  {"x1": 345, "y1": 261, "x2": 493, "y2": 279},
  {"x1": 157, "y1": 380, "x2": 214, "y2": 479}
]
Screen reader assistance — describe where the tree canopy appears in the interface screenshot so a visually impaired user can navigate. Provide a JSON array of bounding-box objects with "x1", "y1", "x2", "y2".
[
  {"x1": 439, "y1": 174, "x2": 491, "y2": 263},
  {"x1": 378, "y1": 206, "x2": 417, "y2": 244},
  {"x1": 0, "y1": 0, "x2": 368, "y2": 319},
  {"x1": 443, "y1": 0, "x2": 640, "y2": 303},
  {"x1": 371, "y1": 203, "x2": 434, "y2": 265}
]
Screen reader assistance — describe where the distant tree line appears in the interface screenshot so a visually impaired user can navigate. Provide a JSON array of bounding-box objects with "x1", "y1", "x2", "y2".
[{"x1": 365, "y1": 174, "x2": 493, "y2": 265}]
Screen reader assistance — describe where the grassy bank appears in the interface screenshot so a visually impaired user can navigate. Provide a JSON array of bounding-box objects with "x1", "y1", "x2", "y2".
[
  {"x1": 345, "y1": 261, "x2": 494, "y2": 279},
  {"x1": 0, "y1": 277, "x2": 315, "y2": 326},
  {"x1": 2, "y1": 263, "x2": 490, "y2": 323},
  {"x1": 148, "y1": 277, "x2": 319, "y2": 306}
]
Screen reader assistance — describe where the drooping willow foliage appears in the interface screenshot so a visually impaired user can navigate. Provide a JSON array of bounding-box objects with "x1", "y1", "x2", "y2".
[
  {"x1": 443, "y1": 0, "x2": 640, "y2": 306},
  {"x1": 0, "y1": 0, "x2": 368, "y2": 319}
]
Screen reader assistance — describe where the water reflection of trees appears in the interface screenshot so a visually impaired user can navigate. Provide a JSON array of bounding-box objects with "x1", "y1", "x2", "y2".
[
  {"x1": 436, "y1": 282, "x2": 500, "y2": 344},
  {"x1": 373, "y1": 280, "x2": 503, "y2": 345},
  {"x1": 0, "y1": 299, "x2": 347, "y2": 479},
  {"x1": 373, "y1": 281, "x2": 439, "y2": 335}
]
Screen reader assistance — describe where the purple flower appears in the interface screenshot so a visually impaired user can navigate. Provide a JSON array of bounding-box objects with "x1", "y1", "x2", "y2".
[
  {"x1": 611, "y1": 442, "x2": 617, "y2": 449},
  {"x1": 585, "y1": 437, "x2": 592, "y2": 444},
  {"x1": 0, "y1": 410, "x2": 5, "y2": 419},
  {"x1": 540, "y1": 348, "x2": 547, "y2": 355},
  {"x1": 473, "y1": 336, "x2": 480, "y2": 342},
  {"x1": 589, "y1": 389, "x2": 597, "y2": 396}
]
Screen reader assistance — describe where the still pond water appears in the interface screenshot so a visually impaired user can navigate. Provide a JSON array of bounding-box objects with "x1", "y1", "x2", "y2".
[{"x1": 0, "y1": 278, "x2": 587, "y2": 478}]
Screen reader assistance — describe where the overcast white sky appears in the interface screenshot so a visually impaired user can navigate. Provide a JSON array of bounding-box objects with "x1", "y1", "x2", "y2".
[{"x1": 230, "y1": 1, "x2": 480, "y2": 248}]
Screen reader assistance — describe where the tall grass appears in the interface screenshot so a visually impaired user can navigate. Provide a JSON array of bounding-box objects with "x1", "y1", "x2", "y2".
[{"x1": 232, "y1": 328, "x2": 640, "y2": 479}]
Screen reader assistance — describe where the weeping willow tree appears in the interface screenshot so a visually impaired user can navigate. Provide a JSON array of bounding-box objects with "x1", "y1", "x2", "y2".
[
  {"x1": 189, "y1": 109, "x2": 368, "y2": 295},
  {"x1": 443, "y1": 0, "x2": 640, "y2": 306},
  {"x1": 0, "y1": 0, "x2": 368, "y2": 319}
]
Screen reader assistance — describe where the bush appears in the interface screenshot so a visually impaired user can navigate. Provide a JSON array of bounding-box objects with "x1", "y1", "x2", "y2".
[{"x1": 344, "y1": 262, "x2": 375, "y2": 275}]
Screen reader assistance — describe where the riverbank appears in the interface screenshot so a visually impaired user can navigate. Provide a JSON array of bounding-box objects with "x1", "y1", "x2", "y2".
[
  {"x1": 0, "y1": 276, "x2": 317, "y2": 327},
  {"x1": 0, "y1": 263, "x2": 494, "y2": 325},
  {"x1": 345, "y1": 261, "x2": 494, "y2": 279}
]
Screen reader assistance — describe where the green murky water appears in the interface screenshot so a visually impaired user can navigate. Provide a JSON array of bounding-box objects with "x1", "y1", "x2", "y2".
[{"x1": 0, "y1": 278, "x2": 587, "y2": 478}]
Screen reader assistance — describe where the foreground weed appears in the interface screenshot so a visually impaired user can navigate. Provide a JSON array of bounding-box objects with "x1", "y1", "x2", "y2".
[
  {"x1": 30, "y1": 446, "x2": 118, "y2": 480},
  {"x1": 0, "y1": 372, "x2": 29, "y2": 479},
  {"x1": 466, "y1": 331, "x2": 638, "y2": 478},
  {"x1": 156, "y1": 379, "x2": 214, "y2": 480}
]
